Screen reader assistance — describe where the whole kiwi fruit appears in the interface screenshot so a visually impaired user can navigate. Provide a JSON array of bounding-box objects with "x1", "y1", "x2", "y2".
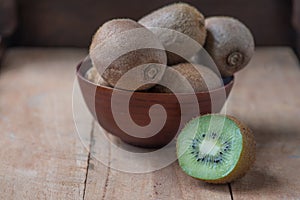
[
  {"x1": 177, "y1": 114, "x2": 256, "y2": 184},
  {"x1": 152, "y1": 63, "x2": 222, "y2": 93},
  {"x1": 85, "y1": 66, "x2": 109, "y2": 86},
  {"x1": 89, "y1": 18, "x2": 167, "y2": 91},
  {"x1": 139, "y1": 3, "x2": 207, "y2": 65},
  {"x1": 205, "y1": 16, "x2": 255, "y2": 77}
]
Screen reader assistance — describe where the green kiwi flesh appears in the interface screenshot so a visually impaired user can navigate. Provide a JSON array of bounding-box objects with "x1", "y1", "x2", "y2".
[{"x1": 177, "y1": 114, "x2": 255, "y2": 183}]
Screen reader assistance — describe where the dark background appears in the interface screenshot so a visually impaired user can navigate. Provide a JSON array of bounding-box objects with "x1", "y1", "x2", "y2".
[{"x1": 1, "y1": 0, "x2": 300, "y2": 58}]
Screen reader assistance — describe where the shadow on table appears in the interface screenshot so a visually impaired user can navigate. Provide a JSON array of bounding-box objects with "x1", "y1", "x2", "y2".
[{"x1": 230, "y1": 167, "x2": 280, "y2": 192}]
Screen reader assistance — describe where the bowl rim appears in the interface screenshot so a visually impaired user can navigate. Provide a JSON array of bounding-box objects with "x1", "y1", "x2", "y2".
[{"x1": 76, "y1": 61, "x2": 234, "y2": 96}]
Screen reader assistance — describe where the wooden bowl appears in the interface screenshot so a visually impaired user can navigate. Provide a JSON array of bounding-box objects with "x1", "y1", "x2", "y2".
[{"x1": 77, "y1": 61, "x2": 234, "y2": 148}]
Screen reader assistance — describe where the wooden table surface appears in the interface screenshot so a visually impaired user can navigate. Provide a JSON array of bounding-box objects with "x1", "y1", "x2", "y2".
[{"x1": 0, "y1": 47, "x2": 299, "y2": 200}]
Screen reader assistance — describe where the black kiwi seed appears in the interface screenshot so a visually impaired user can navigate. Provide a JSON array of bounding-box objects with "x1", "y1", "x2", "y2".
[
  {"x1": 177, "y1": 114, "x2": 256, "y2": 184},
  {"x1": 189, "y1": 136, "x2": 230, "y2": 164},
  {"x1": 224, "y1": 146, "x2": 230, "y2": 151},
  {"x1": 211, "y1": 132, "x2": 217, "y2": 139},
  {"x1": 187, "y1": 133, "x2": 234, "y2": 169}
]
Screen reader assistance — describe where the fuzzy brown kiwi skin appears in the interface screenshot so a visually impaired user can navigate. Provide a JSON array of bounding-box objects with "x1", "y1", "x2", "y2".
[
  {"x1": 205, "y1": 17, "x2": 255, "y2": 77},
  {"x1": 89, "y1": 19, "x2": 142, "y2": 53},
  {"x1": 89, "y1": 19, "x2": 166, "y2": 91},
  {"x1": 85, "y1": 66, "x2": 110, "y2": 86},
  {"x1": 151, "y1": 63, "x2": 222, "y2": 93},
  {"x1": 139, "y1": 3, "x2": 207, "y2": 65},
  {"x1": 200, "y1": 114, "x2": 256, "y2": 184}
]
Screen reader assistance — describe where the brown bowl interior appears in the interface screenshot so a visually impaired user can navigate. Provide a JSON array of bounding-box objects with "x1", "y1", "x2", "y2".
[{"x1": 77, "y1": 61, "x2": 234, "y2": 148}]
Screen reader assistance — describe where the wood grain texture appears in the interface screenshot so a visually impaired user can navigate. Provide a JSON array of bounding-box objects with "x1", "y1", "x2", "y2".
[
  {"x1": 84, "y1": 47, "x2": 300, "y2": 200},
  {"x1": 84, "y1": 127, "x2": 231, "y2": 200},
  {"x1": 0, "y1": 48, "x2": 89, "y2": 199},
  {"x1": 222, "y1": 47, "x2": 300, "y2": 199},
  {"x1": 1, "y1": 47, "x2": 299, "y2": 199}
]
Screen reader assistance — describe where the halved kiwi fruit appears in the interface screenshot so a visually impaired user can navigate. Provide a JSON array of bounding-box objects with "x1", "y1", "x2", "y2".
[{"x1": 177, "y1": 114, "x2": 255, "y2": 184}]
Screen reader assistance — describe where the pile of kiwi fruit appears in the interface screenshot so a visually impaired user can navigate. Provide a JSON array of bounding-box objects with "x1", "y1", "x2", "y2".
[{"x1": 86, "y1": 2, "x2": 256, "y2": 184}]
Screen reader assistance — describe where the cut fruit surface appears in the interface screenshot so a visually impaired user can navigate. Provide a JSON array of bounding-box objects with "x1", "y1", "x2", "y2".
[{"x1": 176, "y1": 114, "x2": 255, "y2": 183}]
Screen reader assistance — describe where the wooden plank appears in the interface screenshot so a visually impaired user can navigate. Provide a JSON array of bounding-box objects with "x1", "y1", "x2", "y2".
[
  {"x1": 84, "y1": 126, "x2": 231, "y2": 200},
  {"x1": 84, "y1": 47, "x2": 300, "y2": 199},
  {"x1": 2, "y1": 47, "x2": 299, "y2": 199},
  {"x1": 223, "y1": 47, "x2": 300, "y2": 199},
  {"x1": 0, "y1": 48, "x2": 90, "y2": 199}
]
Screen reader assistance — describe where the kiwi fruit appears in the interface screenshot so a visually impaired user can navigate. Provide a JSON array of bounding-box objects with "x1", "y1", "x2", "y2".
[
  {"x1": 139, "y1": 3, "x2": 207, "y2": 65},
  {"x1": 152, "y1": 63, "x2": 222, "y2": 93},
  {"x1": 85, "y1": 66, "x2": 109, "y2": 86},
  {"x1": 89, "y1": 18, "x2": 167, "y2": 91},
  {"x1": 176, "y1": 114, "x2": 256, "y2": 184},
  {"x1": 205, "y1": 16, "x2": 255, "y2": 77}
]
